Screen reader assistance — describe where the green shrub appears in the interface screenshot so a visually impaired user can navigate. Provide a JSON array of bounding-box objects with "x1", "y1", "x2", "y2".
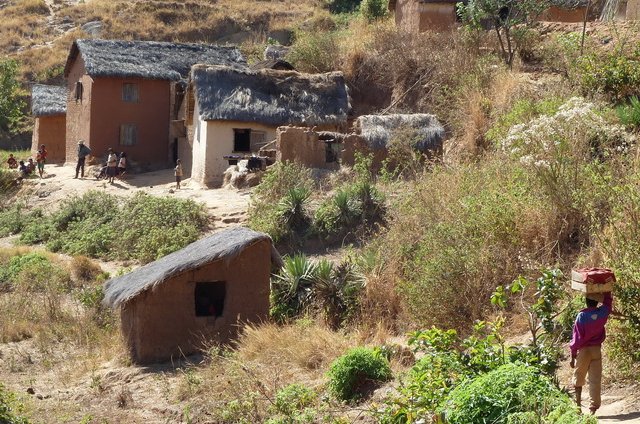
[
  {"x1": 0, "y1": 384, "x2": 29, "y2": 424},
  {"x1": 248, "y1": 162, "x2": 315, "y2": 243},
  {"x1": 616, "y1": 96, "x2": 640, "y2": 129},
  {"x1": 0, "y1": 252, "x2": 71, "y2": 293},
  {"x1": 439, "y1": 363, "x2": 593, "y2": 424},
  {"x1": 327, "y1": 346, "x2": 392, "y2": 401},
  {"x1": 266, "y1": 384, "x2": 318, "y2": 423},
  {"x1": 0, "y1": 204, "x2": 43, "y2": 238},
  {"x1": 360, "y1": 0, "x2": 388, "y2": 22},
  {"x1": 287, "y1": 30, "x2": 342, "y2": 73},
  {"x1": 575, "y1": 50, "x2": 640, "y2": 100},
  {"x1": 323, "y1": 0, "x2": 362, "y2": 13}
]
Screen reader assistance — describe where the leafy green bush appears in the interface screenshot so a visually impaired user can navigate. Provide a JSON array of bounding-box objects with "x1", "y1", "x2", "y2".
[
  {"x1": 13, "y1": 191, "x2": 208, "y2": 263},
  {"x1": 323, "y1": 0, "x2": 362, "y2": 13},
  {"x1": 327, "y1": 346, "x2": 392, "y2": 401},
  {"x1": 616, "y1": 96, "x2": 640, "y2": 129},
  {"x1": 360, "y1": 0, "x2": 388, "y2": 22},
  {"x1": 266, "y1": 384, "x2": 318, "y2": 424},
  {"x1": 575, "y1": 50, "x2": 640, "y2": 100},
  {"x1": 0, "y1": 59, "x2": 26, "y2": 133},
  {"x1": 0, "y1": 203, "x2": 43, "y2": 238},
  {"x1": 439, "y1": 363, "x2": 594, "y2": 424},
  {"x1": 0, "y1": 384, "x2": 29, "y2": 424},
  {"x1": 0, "y1": 252, "x2": 72, "y2": 293}
]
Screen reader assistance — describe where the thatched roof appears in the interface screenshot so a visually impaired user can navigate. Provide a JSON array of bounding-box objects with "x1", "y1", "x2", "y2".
[
  {"x1": 31, "y1": 84, "x2": 66, "y2": 117},
  {"x1": 356, "y1": 114, "x2": 445, "y2": 151},
  {"x1": 64, "y1": 39, "x2": 246, "y2": 81},
  {"x1": 549, "y1": 0, "x2": 589, "y2": 9},
  {"x1": 250, "y1": 59, "x2": 295, "y2": 71},
  {"x1": 191, "y1": 65, "x2": 350, "y2": 127},
  {"x1": 103, "y1": 227, "x2": 280, "y2": 308}
]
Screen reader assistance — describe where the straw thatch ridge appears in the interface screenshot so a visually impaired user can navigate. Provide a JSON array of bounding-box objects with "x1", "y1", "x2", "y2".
[
  {"x1": 549, "y1": 0, "x2": 589, "y2": 9},
  {"x1": 64, "y1": 39, "x2": 247, "y2": 80},
  {"x1": 103, "y1": 227, "x2": 280, "y2": 308},
  {"x1": 357, "y1": 114, "x2": 445, "y2": 151},
  {"x1": 31, "y1": 84, "x2": 67, "y2": 117},
  {"x1": 191, "y1": 65, "x2": 351, "y2": 126}
]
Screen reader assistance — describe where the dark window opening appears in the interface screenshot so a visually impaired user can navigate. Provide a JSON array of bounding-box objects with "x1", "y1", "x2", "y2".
[
  {"x1": 233, "y1": 129, "x2": 251, "y2": 152},
  {"x1": 122, "y1": 83, "x2": 140, "y2": 102},
  {"x1": 75, "y1": 81, "x2": 83, "y2": 102},
  {"x1": 195, "y1": 281, "x2": 225, "y2": 317},
  {"x1": 325, "y1": 141, "x2": 338, "y2": 163}
]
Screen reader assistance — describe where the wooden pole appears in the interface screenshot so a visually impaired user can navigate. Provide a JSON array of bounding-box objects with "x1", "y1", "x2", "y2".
[{"x1": 581, "y1": 0, "x2": 592, "y2": 55}]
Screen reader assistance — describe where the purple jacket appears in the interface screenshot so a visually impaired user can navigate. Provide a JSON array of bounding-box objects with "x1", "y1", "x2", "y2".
[{"x1": 569, "y1": 292, "x2": 612, "y2": 358}]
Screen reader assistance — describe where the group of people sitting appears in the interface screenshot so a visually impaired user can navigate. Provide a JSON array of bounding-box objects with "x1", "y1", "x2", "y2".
[{"x1": 6, "y1": 144, "x2": 48, "y2": 182}]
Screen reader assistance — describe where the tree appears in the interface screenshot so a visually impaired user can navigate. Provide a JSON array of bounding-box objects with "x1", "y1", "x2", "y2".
[
  {"x1": 459, "y1": 0, "x2": 549, "y2": 67},
  {"x1": 0, "y1": 59, "x2": 25, "y2": 133}
]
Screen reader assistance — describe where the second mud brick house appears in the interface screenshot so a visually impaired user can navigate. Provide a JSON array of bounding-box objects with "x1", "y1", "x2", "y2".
[
  {"x1": 63, "y1": 39, "x2": 246, "y2": 170},
  {"x1": 30, "y1": 84, "x2": 67, "y2": 164}
]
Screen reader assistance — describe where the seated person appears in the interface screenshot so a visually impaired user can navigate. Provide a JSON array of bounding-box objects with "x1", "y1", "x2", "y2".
[
  {"x1": 6, "y1": 154, "x2": 17, "y2": 169},
  {"x1": 26, "y1": 158, "x2": 35, "y2": 174},
  {"x1": 17, "y1": 160, "x2": 28, "y2": 181}
]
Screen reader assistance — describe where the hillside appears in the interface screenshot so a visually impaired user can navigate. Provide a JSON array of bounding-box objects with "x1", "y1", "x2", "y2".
[{"x1": 1, "y1": 0, "x2": 640, "y2": 423}]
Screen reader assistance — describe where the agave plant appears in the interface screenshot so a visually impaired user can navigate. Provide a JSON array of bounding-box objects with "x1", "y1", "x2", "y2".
[
  {"x1": 276, "y1": 187, "x2": 312, "y2": 241},
  {"x1": 270, "y1": 254, "x2": 317, "y2": 321}
]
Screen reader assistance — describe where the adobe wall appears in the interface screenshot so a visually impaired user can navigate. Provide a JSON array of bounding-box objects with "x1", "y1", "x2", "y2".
[
  {"x1": 395, "y1": 0, "x2": 457, "y2": 32},
  {"x1": 540, "y1": 6, "x2": 587, "y2": 22},
  {"x1": 195, "y1": 120, "x2": 277, "y2": 188},
  {"x1": 276, "y1": 126, "x2": 339, "y2": 170},
  {"x1": 121, "y1": 240, "x2": 272, "y2": 363},
  {"x1": 90, "y1": 77, "x2": 171, "y2": 170},
  {"x1": 32, "y1": 114, "x2": 66, "y2": 163},
  {"x1": 628, "y1": 0, "x2": 640, "y2": 19},
  {"x1": 65, "y1": 55, "x2": 92, "y2": 164}
]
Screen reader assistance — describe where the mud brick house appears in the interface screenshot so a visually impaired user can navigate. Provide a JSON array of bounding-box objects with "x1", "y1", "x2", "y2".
[
  {"x1": 30, "y1": 84, "x2": 67, "y2": 163},
  {"x1": 63, "y1": 39, "x2": 246, "y2": 169},
  {"x1": 354, "y1": 114, "x2": 445, "y2": 168},
  {"x1": 389, "y1": 0, "x2": 463, "y2": 32},
  {"x1": 540, "y1": 0, "x2": 589, "y2": 22},
  {"x1": 103, "y1": 227, "x2": 281, "y2": 364},
  {"x1": 184, "y1": 65, "x2": 350, "y2": 187}
]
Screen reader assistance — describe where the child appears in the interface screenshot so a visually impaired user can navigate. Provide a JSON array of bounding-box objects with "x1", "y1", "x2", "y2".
[
  {"x1": 26, "y1": 158, "x2": 35, "y2": 174},
  {"x1": 6, "y1": 154, "x2": 17, "y2": 169},
  {"x1": 36, "y1": 146, "x2": 46, "y2": 178},
  {"x1": 174, "y1": 159, "x2": 183, "y2": 189},
  {"x1": 106, "y1": 148, "x2": 118, "y2": 184},
  {"x1": 117, "y1": 152, "x2": 127, "y2": 178}
]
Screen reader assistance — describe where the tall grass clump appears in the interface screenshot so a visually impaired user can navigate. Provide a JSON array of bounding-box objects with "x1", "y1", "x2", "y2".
[
  {"x1": 248, "y1": 161, "x2": 315, "y2": 244},
  {"x1": 616, "y1": 96, "x2": 640, "y2": 130}
]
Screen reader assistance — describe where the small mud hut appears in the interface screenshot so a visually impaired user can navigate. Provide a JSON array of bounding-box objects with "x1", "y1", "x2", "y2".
[
  {"x1": 31, "y1": 84, "x2": 67, "y2": 163},
  {"x1": 186, "y1": 65, "x2": 350, "y2": 187},
  {"x1": 540, "y1": 0, "x2": 590, "y2": 22},
  {"x1": 389, "y1": 0, "x2": 462, "y2": 32},
  {"x1": 103, "y1": 227, "x2": 280, "y2": 364},
  {"x1": 354, "y1": 113, "x2": 445, "y2": 167}
]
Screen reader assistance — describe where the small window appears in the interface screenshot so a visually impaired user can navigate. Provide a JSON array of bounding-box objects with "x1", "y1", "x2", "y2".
[
  {"x1": 120, "y1": 124, "x2": 137, "y2": 146},
  {"x1": 122, "y1": 83, "x2": 139, "y2": 102},
  {"x1": 325, "y1": 142, "x2": 338, "y2": 163},
  {"x1": 75, "y1": 81, "x2": 83, "y2": 102},
  {"x1": 195, "y1": 282, "x2": 225, "y2": 317},
  {"x1": 233, "y1": 128, "x2": 251, "y2": 152}
]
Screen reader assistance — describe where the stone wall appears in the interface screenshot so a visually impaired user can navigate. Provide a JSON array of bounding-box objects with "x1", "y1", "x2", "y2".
[{"x1": 276, "y1": 126, "x2": 340, "y2": 170}]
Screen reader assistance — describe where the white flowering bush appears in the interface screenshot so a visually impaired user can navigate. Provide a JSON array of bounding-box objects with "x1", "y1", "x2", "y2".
[{"x1": 501, "y1": 97, "x2": 635, "y2": 168}]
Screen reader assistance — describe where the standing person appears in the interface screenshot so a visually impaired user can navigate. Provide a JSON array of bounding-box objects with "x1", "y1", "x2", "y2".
[
  {"x1": 174, "y1": 159, "x2": 183, "y2": 190},
  {"x1": 6, "y1": 154, "x2": 17, "y2": 169},
  {"x1": 75, "y1": 140, "x2": 92, "y2": 179},
  {"x1": 117, "y1": 152, "x2": 127, "y2": 178},
  {"x1": 36, "y1": 145, "x2": 47, "y2": 178},
  {"x1": 106, "y1": 148, "x2": 118, "y2": 184},
  {"x1": 570, "y1": 292, "x2": 613, "y2": 415}
]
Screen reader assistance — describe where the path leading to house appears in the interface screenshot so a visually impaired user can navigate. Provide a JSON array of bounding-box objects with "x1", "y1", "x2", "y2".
[{"x1": 16, "y1": 163, "x2": 251, "y2": 229}]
